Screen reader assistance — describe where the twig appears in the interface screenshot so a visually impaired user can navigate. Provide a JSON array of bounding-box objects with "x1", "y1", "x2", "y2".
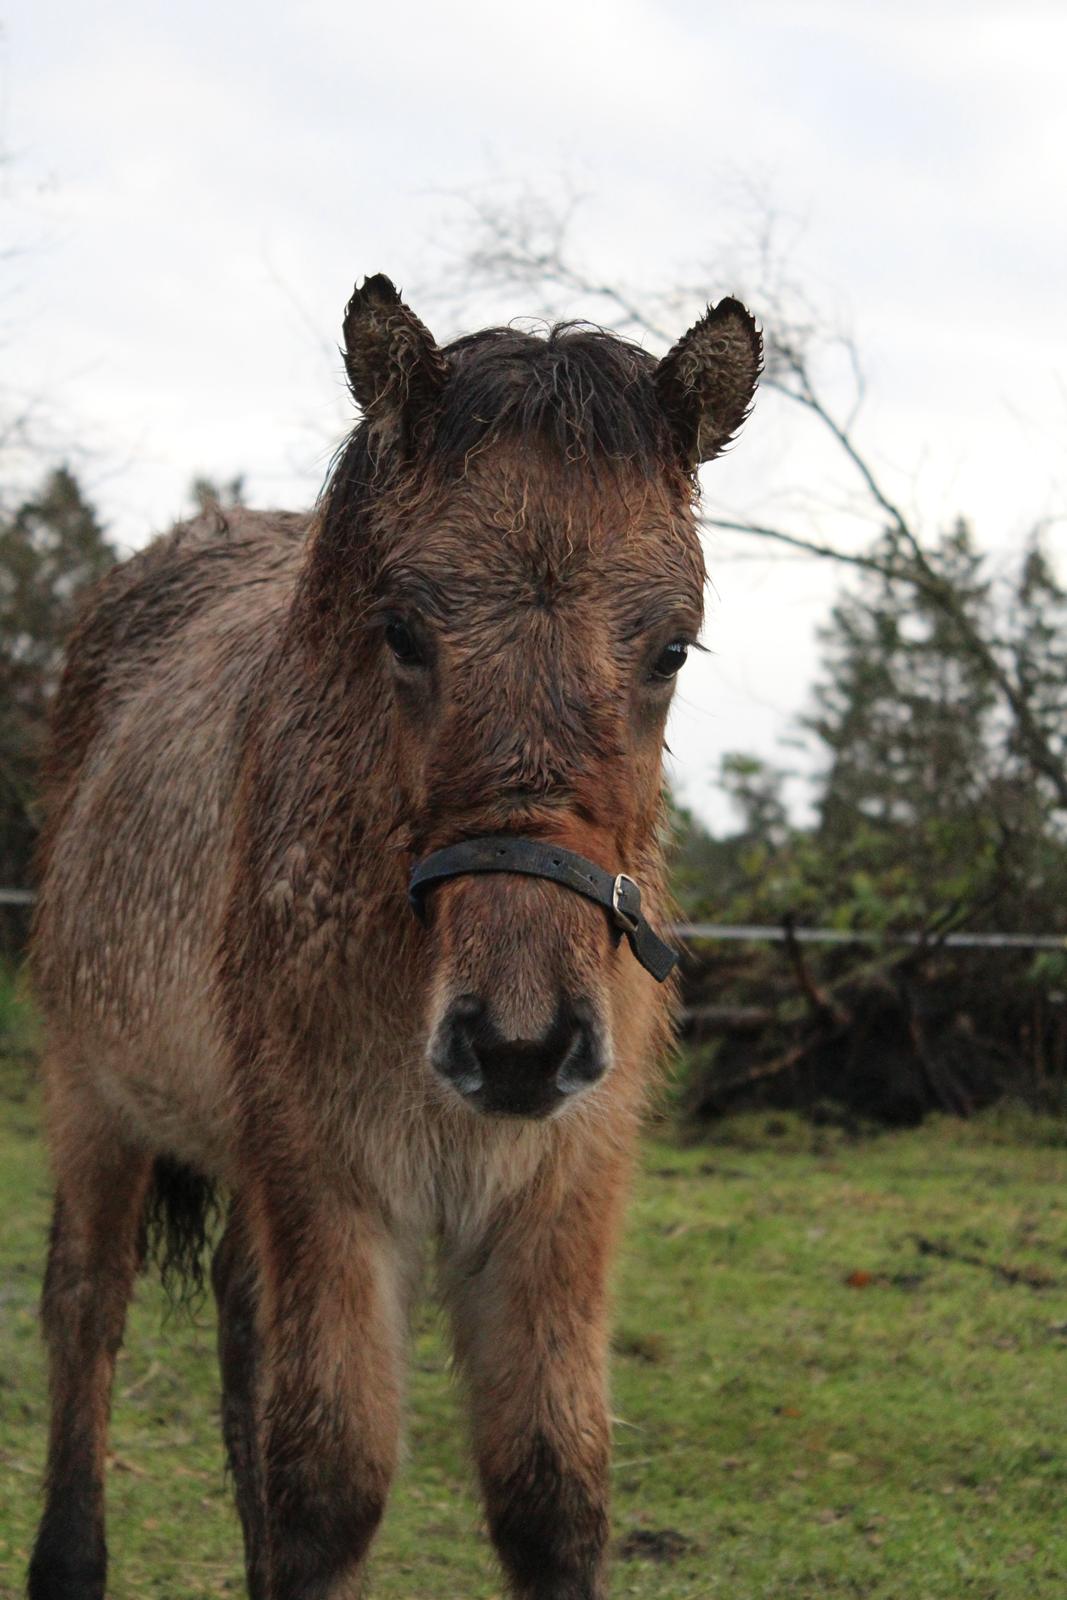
[
  {"x1": 120, "y1": 1359, "x2": 161, "y2": 1400},
  {"x1": 782, "y1": 912, "x2": 847, "y2": 1028}
]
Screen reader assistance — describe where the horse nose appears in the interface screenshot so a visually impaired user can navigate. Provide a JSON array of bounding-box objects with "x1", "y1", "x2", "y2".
[{"x1": 431, "y1": 995, "x2": 605, "y2": 1117}]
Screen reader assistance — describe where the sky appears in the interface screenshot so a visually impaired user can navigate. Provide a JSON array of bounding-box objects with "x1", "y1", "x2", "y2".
[{"x1": 3, "y1": 0, "x2": 1065, "y2": 828}]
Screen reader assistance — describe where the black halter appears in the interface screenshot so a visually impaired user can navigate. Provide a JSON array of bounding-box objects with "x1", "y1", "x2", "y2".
[{"x1": 408, "y1": 835, "x2": 677, "y2": 983}]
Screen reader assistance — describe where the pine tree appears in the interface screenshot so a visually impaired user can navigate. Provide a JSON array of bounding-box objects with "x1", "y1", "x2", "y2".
[
  {"x1": 0, "y1": 466, "x2": 116, "y2": 913},
  {"x1": 1006, "y1": 537, "x2": 1067, "y2": 788},
  {"x1": 812, "y1": 522, "x2": 994, "y2": 829},
  {"x1": 803, "y1": 520, "x2": 1007, "y2": 929}
]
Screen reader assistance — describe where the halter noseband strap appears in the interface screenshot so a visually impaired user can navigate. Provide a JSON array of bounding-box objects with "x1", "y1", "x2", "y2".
[{"x1": 408, "y1": 835, "x2": 678, "y2": 983}]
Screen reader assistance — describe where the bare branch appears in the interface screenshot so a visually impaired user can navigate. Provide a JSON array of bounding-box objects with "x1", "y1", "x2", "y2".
[
  {"x1": 700, "y1": 514, "x2": 909, "y2": 582},
  {"x1": 771, "y1": 341, "x2": 913, "y2": 544}
]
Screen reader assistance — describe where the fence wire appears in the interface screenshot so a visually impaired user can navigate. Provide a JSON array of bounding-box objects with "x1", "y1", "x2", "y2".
[
  {"x1": 4, "y1": 885, "x2": 1065, "y2": 950},
  {"x1": 672, "y1": 923, "x2": 1067, "y2": 951}
]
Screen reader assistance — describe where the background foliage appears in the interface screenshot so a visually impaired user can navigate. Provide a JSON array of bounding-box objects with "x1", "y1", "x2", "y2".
[
  {"x1": 0, "y1": 468, "x2": 117, "y2": 948},
  {"x1": 672, "y1": 519, "x2": 1067, "y2": 1124}
]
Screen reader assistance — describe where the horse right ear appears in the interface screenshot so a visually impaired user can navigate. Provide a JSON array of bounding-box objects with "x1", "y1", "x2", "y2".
[
  {"x1": 654, "y1": 297, "x2": 762, "y2": 468},
  {"x1": 342, "y1": 274, "x2": 448, "y2": 443}
]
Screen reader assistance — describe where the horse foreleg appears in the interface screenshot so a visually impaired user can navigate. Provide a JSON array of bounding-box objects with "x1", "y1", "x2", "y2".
[
  {"x1": 447, "y1": 1176, "x2": 623, "y2": 1600},
  {"x1": 247, "y1": 1181, "x2": 405, "y2": 1600},
  {"x1": 212, "y1": 1202, "x2": 267, "y2": 1599},
  {"x1": 28, "y1": 1111, "x2": 152, "y2": 1600}
]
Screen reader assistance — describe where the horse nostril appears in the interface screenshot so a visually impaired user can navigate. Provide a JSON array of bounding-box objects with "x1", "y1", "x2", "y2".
[
  {"x1": 554, "y1": 1022, "x2": 604, "y2": 1096},
  {"x1": 433, "y1": 998, "x2": 487, "y2": 1098}
]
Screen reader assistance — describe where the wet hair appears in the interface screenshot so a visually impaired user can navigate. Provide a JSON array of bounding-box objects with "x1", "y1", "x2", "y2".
[{"x1": 429, "y1": 324, "x2": 674, "y2": 470}]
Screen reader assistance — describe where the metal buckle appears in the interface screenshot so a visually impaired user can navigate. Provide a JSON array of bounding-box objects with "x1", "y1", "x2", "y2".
[{"x1": 611, "y1": 873, "x2": 640, "y2": 936}]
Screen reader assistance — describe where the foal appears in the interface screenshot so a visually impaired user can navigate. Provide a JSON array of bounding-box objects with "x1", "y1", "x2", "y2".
[{"x1": 28, "y1": 274, "x2": 760, "y2": 1600}]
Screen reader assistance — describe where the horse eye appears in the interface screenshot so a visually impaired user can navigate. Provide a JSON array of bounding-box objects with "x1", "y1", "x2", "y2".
[
  {"x1": 385, "y1": 618, "x2": 424, "y2": 667},
  {"x1": 650, "y1": 641, "x2": 689, "y2": 680}
]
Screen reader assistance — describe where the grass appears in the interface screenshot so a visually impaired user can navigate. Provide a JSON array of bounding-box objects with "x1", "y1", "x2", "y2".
[{"x1": 2, "y1": 963, "x2": 1066, "y2": 1598}]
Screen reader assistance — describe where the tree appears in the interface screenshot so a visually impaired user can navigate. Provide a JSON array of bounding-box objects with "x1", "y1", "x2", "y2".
[
  {"x1": 814, "y1": 522, "x2": 991, "y2": 824},
  {"x1": 1004, "y1": 538, "x2": 1067, "y2": 792},
  {"x1": 0, "y1": 466, "x2": 116, "y2": 928},
  {"x1": 719, "y1": 752, "x2": 791, "y2": 850},
  {"x1": 188, "y1": 474, "x2": 246, "y2": 516}
]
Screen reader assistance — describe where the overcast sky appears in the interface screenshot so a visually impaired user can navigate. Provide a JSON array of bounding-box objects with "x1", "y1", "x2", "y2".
[{"x1": 4, "y1": 1, "x2": 1065, "y2": 827}]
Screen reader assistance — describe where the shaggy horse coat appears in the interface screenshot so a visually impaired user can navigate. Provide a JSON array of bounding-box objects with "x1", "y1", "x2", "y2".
[{"x1": 28, "y1": 275, "x2": 760, "y2": 1600}]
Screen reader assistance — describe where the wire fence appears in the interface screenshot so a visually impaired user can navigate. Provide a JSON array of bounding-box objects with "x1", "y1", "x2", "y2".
[
  {"x1": 4, "y1": 885, "x2": 1065, "y2": 950},
  {"x1": 672, "y1": 923, "x2": 1067, "y2": 951}
]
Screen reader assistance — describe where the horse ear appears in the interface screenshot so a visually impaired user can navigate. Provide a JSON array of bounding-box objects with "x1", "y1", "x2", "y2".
[
  {"x1": 342, "y1": 274, "x2": 448, "y2": 440},
  {"x1": 654, "y1": 297, "x2": 762, "y2": 467}
]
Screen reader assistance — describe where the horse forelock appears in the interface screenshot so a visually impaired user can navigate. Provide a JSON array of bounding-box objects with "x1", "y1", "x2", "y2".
[{"x1": 429, "y1": 324, "x2": 681, "y2": 474}]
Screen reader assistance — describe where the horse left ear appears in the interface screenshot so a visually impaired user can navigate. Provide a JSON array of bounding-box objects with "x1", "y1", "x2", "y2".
[
  {"x1": 342, "y1": 274, "x2": 448, "y2": 441},
  {"x1": 654, "y1": 297, "x2": 762, "y2": 467}
]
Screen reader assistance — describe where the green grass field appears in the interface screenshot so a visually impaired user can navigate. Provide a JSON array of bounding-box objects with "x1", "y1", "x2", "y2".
[{"x1": 2, "y1": 968, "x2": 1066, "y2": 1598}]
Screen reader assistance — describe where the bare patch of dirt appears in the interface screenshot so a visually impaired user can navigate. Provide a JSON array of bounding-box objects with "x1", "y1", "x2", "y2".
[{"x1": 618, "y1": 1526, "x2": 696, "y2": 1563}]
